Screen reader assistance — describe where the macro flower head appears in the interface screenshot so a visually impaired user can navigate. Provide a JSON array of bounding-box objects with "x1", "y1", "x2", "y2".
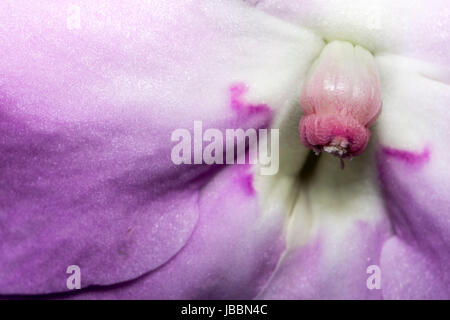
[{"x1": 0, "y1": 0, "x2": 449, "y2": 300}]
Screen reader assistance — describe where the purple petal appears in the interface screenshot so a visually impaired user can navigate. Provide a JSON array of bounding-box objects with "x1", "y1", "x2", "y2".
[
  {"x1": 63, "y1": 165, "x2": 285, "y2": 299},
  {"x1": 259, "y1": 9, "x2": 450, "y2": 297},
  {"x1": 377, "y1": 146, "x2": 450, "y2": 299},
  {"x1": 374, "y1": 48, "x2": 450, "y2": 298},
  {"x1": 246, "y1": 0, "x2": 450, "y2": 68},
  {"x1": 258, "y1": 152, "x2": 392, "y2": 299},
  {"x1": 1, "y1": 0, "x2": 318, "y2": 295}
]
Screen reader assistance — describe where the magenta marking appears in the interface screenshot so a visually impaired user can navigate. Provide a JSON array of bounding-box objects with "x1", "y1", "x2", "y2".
[
  {"x1": 233, "y1": 166, "x2": 256, "y2": 196},
  {"x1": 240, "y1": 172, "x2": 255, "y2": 196},
  {"x1": 229, "y1": 83, "x2": 270, "y2": 114},
  {"x1": 381, "y1": 145, "x2": 430, "y2": 165}
]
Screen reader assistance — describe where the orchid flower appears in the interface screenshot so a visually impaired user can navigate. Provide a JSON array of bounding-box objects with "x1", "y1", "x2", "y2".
[{"x1": 1, "y1": 0, "x2": 449, "y2": 299}]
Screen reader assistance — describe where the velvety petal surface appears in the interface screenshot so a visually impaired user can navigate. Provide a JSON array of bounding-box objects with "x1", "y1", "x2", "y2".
[
  {"x1": 0, "y1": 0, "x2": 322, "y2": 295},
  {"x1": 375, "y1": 54, "x2": 450, "y2": 299},
  {"x1": 257, "y1": 146, "x2": 392, "y2": 299},
  {"x1": 246, "y1": 0, "x2": 450, "y2": 68},
  {"x1": 259, "y1": 52, "x2": 450, "y2": 300},
  {"x1": 253, "y1": 1, "x2": 450, "y2": 299},
  {"x1": 2, "y1": 0, "x2": 448, "y2": 300},
  {"x1": 64, "y1": 165, "x2": 285, "y2": 299}
]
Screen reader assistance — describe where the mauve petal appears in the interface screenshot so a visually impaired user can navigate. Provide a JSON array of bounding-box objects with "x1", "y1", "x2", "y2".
[
  {"x1": 246, "y1": 0, "x2": 450, "y2": 68},
  {"x1": 260, "y1": 52, "x2": 450, "y2": 300},
  {"x1": 0, "y1": 0, "x2": 322, "y2": 294},
  {"x1": 375, "y1": 54, "x2": 450, "y2": 299},
  {"x1": 377, "y1": 147, "x2": 449, "y2": 299},
  {"x1": 60, "y1": 165, "x2": 286, "y2": 299},
  {"x1": 258, "y1": 149, "x2": 392, "y2": 299},
  {"x1": 251, "y1": 2, "x2": 450, "y2": 299}
]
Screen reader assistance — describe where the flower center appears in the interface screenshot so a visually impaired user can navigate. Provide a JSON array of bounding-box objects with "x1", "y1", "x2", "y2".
[
  {"x1": 323, "y1": 136, "x2": 349, "y2": 157},
  {"x1": 298, "y1": 40, "x2": 382, "y2": 164}
]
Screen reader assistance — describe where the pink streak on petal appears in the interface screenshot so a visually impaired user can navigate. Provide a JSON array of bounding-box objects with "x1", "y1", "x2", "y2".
[
  {"x1": 235, "y1": 165, "x2": 256, "y2": 197},
  {"x1": 380, "y1": 145, "x2": 430, "y2": 167},
  {"x1": 230, "y1": 83, "x2": 271, "y2": 115}
]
